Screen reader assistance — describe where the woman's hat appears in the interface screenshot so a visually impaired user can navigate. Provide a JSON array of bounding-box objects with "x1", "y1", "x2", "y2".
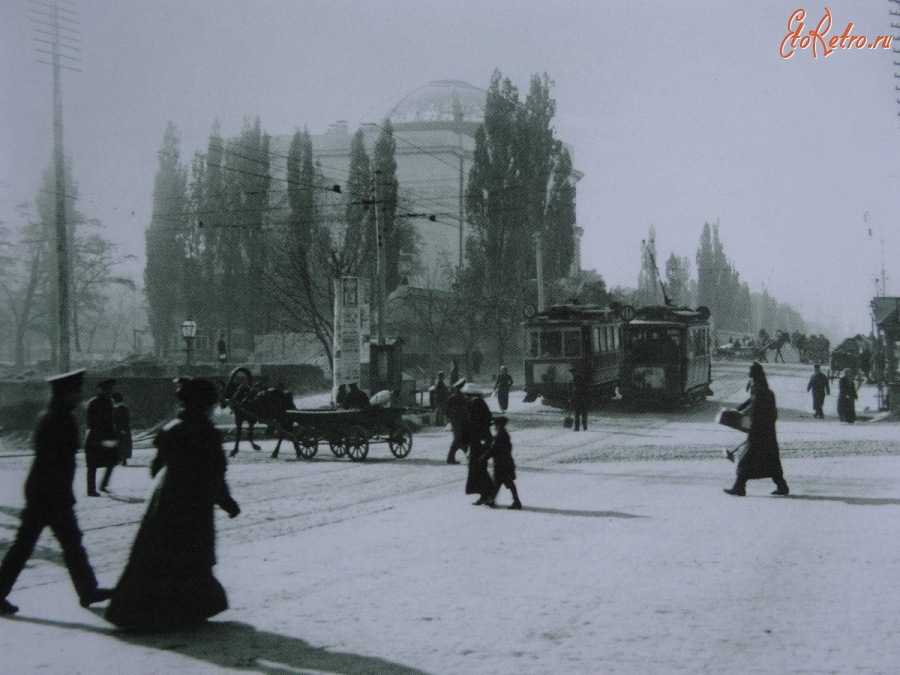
[
  {"x1": 46, "y1": 369, "x2": 85, "y2": 392},
  {"x1": 749, "y1": 361, "x2": 765, "y2": 378}
]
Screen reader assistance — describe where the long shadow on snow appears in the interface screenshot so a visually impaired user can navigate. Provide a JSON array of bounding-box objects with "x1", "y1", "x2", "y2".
[
  {"x1": 8, "y1": 615, "x2": 430, "y2": 675},
  {"x1": 520, "y1": 506, "x2": 645, "y2": 519},
  {"x1": 783, "y1": 494, "x2": 900, "y2": 506}
]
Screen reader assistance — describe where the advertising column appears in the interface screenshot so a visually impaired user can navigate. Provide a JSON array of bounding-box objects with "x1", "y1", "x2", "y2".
[{"x1": 333, "y1": 277, "x2": 371, "y2": 398}]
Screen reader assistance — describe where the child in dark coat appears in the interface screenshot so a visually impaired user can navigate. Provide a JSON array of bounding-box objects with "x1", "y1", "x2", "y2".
[{"x1": 483, "y1": 416, "x2": 522, "y2": 510}]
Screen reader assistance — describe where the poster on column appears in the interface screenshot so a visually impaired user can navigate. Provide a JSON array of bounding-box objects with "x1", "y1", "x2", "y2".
[{"x1": 334, "y1": 277, "x2": 370, "y2": 387}]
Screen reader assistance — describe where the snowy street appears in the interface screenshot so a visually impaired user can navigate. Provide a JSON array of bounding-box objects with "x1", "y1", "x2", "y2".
[{"x1": 1, "y1": 362, "x2": 898, "y2": 674}]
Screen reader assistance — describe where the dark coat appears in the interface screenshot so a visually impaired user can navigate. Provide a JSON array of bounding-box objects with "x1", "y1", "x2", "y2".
[
  {"x1": 24, "y1": 404, "x2": 80, "y2": 511},
  {"x1": 433, "y1": 380, "x2": 450, "y2": 409},
  {"x1": 807, "y1": 372, "x2": 830, "y2": 405},
  {"x1": 484, "y1": 428, "x2": 516, "y2": 483},
  {"x1": 106, "y1": 411, "x2": 238, "y2": 629},
  {"x1": 736, "y1": 386, "x2": 784, "y2": 480},
  {"x1": 84, "y1": 394, "x2": 118, "y2": 468},
  {"x1": 569, "y1": 372, "x2": 590, "y2": 411},
  {"x1": 468, "y1": 395, "x2": 493, "y2": 448},
  {"x1": 495, "y1": 372, "x2": 513, "y2": 411},
  {"x1": 113, "y1": 402, "x2": 133, "y2": 461},
  {"x1": 343, "y1": 387, "x2": 370, "y2": 409},
  {"x1": 837, "y1": 375, "x2": 857, "y2": 422}
]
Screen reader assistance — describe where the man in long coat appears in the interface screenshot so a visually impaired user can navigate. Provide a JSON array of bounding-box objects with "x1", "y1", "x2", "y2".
[
  {"x1": 432, "y1": 371, "x2": 450, "y2": 426},
  {"x1": 0, "y1": 370, "x2": 112, "y2": 615},
  {"x1": 724, "y1": 362, "x2": 789, "y2": 497},
  {"x1": 806, "y1": 364, "x2": 830, "y2": 419},
  {"x1": 494, "y1": 366, "x2": 513, "y2": 413},
  {"x1": 569, "y1": 366, "x2": 591, "y2": 432},
  {"x1": 445, "y1": 378, "x2": 469, "y2": 464},
  {"x1": 85, "y1": 378, "x2": 119, "y2": 496}
]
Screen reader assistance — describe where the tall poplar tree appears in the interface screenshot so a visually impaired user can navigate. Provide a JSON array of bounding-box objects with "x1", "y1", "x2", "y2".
[{"x1": 145, "y1": 122, "x2": 188, "y2": 357}]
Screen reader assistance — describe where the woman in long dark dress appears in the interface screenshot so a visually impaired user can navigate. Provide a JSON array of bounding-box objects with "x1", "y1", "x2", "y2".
[
  {"x1": 465, "y1": 392, "x2": 494, "y2": 505},
  {"x1": 724, "y1": 362, "x2": 790, "y2": 497},
  {"x1": 106, "y1": 378, "x2": 240, "y2": 630},
  {"x1": 837, "y1": 369, "x2": 858, "y2": 423}
]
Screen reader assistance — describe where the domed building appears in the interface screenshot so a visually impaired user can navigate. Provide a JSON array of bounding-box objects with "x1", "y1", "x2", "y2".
[{"x1": 271, "y1": 80, "x2": 582, "y2": 292}]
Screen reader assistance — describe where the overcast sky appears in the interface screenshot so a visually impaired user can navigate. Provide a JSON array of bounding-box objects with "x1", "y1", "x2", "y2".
[{"x1": 1, "y1": 0, "x2": 898, "y2": 337}]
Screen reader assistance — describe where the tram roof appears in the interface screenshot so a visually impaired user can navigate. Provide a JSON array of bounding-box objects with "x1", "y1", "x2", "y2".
[
  {"x1": 526, "y1": 304, "x2": 620, "y2": 325},
  {"x1": 630, "y1": 306, "x2": 710, "y2": 325}
]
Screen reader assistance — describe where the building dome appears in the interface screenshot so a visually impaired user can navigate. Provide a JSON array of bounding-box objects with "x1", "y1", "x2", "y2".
[{"x1": 387, "y1": 80, "x2": 487, "y2": 125}]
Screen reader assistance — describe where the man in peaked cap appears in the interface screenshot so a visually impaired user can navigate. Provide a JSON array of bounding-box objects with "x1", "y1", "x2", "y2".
[
  {"x1": 85, "y1": 377, "x2": 119, "y2": 496},
  {"x1": 0, "y1": 370, "x2": 113, "y2": 616}
]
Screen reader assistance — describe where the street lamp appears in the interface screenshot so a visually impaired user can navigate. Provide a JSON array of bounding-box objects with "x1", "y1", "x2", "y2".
[{"x1": 181, "y1": 317, "x2": 197, "y2": 366}]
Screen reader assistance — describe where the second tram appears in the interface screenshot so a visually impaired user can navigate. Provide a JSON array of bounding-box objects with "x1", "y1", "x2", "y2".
[{"x1": 618, "y1": 305, "x2": 713, "y2": 407}]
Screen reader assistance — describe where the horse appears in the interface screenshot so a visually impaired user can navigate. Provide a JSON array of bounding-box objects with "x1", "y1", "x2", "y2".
[{"x1": 222, "y1": 368, "x2": 300, "y2": 459}]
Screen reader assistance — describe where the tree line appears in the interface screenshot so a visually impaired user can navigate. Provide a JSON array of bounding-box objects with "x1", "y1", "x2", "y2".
[
  {"x1": 0, "y1": 160, "x2": 136, "y2": 368},
  {"x1": 630, "y1": 221, "x2": 807, "y2": 340},
  {"x1": 143, "y1": 70, "x2": 579, "y2": 374}
]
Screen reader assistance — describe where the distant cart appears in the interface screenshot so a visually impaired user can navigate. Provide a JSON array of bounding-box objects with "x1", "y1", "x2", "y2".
[{"x1": 284, "y1": 406, "x2": 413, "y2": 462}]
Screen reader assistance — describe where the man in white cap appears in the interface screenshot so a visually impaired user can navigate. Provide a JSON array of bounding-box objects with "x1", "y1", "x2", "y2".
[{"x1": 0, "y1": 369, "x2": 113, "y2": 615}]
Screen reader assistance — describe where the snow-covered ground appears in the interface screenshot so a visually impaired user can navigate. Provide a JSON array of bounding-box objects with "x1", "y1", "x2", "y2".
[{"x1": 1, "y1": 362, "x2": 898, "y2": 674}]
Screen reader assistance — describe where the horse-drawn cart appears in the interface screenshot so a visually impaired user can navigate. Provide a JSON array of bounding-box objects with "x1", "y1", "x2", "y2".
[
  {"x1": 222, "y1": 367, "x2": 413, "y2": 461},
  {"x1": 285, "y1": 406, "x2": 413, "y2": 461}
]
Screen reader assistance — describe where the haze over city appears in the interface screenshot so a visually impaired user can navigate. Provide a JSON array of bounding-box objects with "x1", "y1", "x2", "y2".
[{"x1": 1, "y1": 0, "x2": 898, "y2": 336}]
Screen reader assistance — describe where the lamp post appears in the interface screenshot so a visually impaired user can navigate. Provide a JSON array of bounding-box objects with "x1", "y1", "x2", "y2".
[{"x1": 181, "y1": 317, "x2": 197, "y2": 367}]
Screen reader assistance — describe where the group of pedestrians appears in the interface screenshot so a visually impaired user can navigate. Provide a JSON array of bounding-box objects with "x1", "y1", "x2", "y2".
[
  {"x1": 439, "y1": 374, "x2": 522, "y2": 510},
  {"x1": 0, "y1": 371, "x2": 240, "y2": 632},
  {"x1": 807, "y1": 363, "x2": 858, "y2": 422}
]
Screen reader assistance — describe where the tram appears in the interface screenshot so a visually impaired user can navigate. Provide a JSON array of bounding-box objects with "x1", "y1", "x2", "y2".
[
  {"x1": 522, "y1": 303, "x2": 628, "y2": 407},
  {"x1": 618, "y1": 305, "x2": 713, "y2": 407}
]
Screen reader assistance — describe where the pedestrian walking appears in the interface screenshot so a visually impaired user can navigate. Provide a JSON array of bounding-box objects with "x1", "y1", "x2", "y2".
[
  {"x1": 807, "y1": 364, "x2": 830, "y2": 419},
  {"x1": 445, "y1": 378, "x2": 469, "y2": 464},
  {"x1": 0, "y1": 369, "x2": 113, "y2": 616},
  {"x1": 483, "y1": 416, "x2": 522, "y2": 509},
  {"x1": 837, "y1": 369, "x2": 857, "y2": 423},
  {"x1": 466, "y1": 389, "x2": 494, "y2": 505},
  {"x1": 724, "y1": 362, "x2": 789, "y2": 497},
  {"x1": 569, "y1": 366, "x2": 590, "y2": 432},
  {"x1": 85, "y1": 378, "x2": 119, "y2": 496},
  {"x1": 433, "y1": 371, "x2": 450, "y2": 426},
  {"x1": 494, "y1": 365, "x2": 513, "y2": 413},
  {"x1": 106, "y1": 378, "x2": 240, "y2": 630},
  {"x1": 111, "y1": 391, "x2": 133, "y2": 465},
  {"x1": 449, "y1": 360, "x2": 460, "y2": 390}
]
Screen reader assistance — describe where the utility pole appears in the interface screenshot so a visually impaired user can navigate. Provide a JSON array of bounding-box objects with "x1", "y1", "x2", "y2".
[
  {"x1": 458, "y1": 148, "x2": 464, "y2": 270},
  {"x1": 31, "y1": 0, "x2": 82, "y2": 371},
  {"x1": 372, "y1": 167, "x2": 386, "y2": 346},
  {"x1": 534, "y1": 231, "x2": 546, "y2": 312}
]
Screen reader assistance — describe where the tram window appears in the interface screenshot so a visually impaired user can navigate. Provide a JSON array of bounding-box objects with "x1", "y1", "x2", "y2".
[
  {"x1": 563, "y1": 329, "x2": 582, "y2": 357},
  {"x1": 592, "y1": 327, "x2": 600, "y2": 354},
  {"x1": 627, "y1": 327, "x2": 682, "y2": 360},
  {"x1": 540, "y1": 331, "x2": 563, "y2": 357},
  {"x1": 615, "y1": 326, "x2": 621, "y2": 351}
]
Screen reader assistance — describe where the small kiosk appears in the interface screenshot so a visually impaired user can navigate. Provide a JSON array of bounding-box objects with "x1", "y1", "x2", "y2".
[{"x1": 871, "y1": 297, "x2": 900, "y2": 411}]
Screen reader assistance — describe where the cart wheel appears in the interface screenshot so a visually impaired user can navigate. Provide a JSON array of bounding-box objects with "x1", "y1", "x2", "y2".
[
  {"x1": 389, "y1": 425, "x2": 413, "y2": 458},
  {"x1": 296, "y1": 427, "x2": 319, "y2": 460},
  {"x1": 345, "y1": 426, "x2": 369, "y2": 461},
  {"x1": 329, "y1": 436, "x2": 347, "y2": 458}
]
